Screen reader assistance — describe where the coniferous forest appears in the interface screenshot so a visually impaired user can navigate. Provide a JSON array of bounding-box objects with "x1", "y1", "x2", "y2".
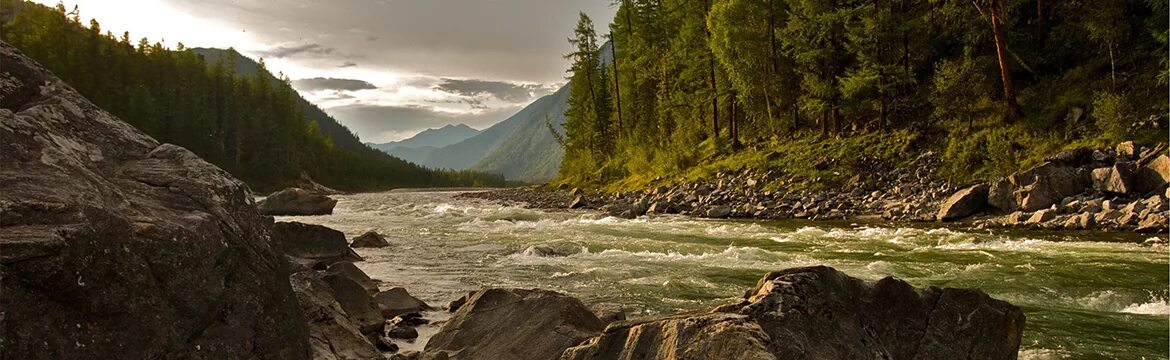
[
  {"x1": 0, "y1": 1, "x2": 505, "y2": 192},
  {"x1": 561, "y1": 0, "x2": 1168, "y2": 190}
]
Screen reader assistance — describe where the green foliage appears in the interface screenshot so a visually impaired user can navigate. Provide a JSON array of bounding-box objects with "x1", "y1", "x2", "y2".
[
  {"x1": 1, "y1": 0, "x2": 504, "y2": 192},
  {"x1": 559, "y1": 0, "x2": 1168, "y2": 189}
]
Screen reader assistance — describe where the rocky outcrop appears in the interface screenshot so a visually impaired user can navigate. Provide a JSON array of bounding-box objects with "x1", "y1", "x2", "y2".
[
  {"x1": 258, "y1": 187, "x2": 338, "y2": 216},
  {"x1": 564, "y1": 266, "x2": 1024, "y2": 360},
  {"x1": 326, "y1": 261, "x2": 380, "y2": 294},
  {"x1": 1092, "y1": 162, "x2": 1138, "y2": 194},
  {"x1": 936, "y1": 183, "x2": 989, "y2": 221},
  {"x1": 351, "y1": 230, "x2": 390, "y2": 248},
  {"x1": 374, "y1": 287, "x2": 432, "y2": 318},
  {"x1": 272, "y1": 221, "x2": 362, "y2": 265},
  {"x1": 290, "y1": 272, "x2": 381, "y2": 360},
  {"x1": 425, "y1": 288, "x2": 605, "y2": 360},
  {"x1": 0, "y1": 41, "x2": 310, "y2": 358},
  {"x1": 322, "y1": 273, "x2": 385, "y2": 334}
]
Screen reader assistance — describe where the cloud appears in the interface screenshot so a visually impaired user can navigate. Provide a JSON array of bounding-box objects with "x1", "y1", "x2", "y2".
[
  {"x1": 326, "y1": 103, "x2": 522, "y2": 142},
  {"x1": 255, "y1": 42, "x2": 337, "y2": 59},
  {"x1": 338, "y1": 62, "x2": 358, "y2": 68},
  {"x1": 292, "y1": 77, "x2": 377, "y2": 91},
  {"x1": 436, "y1": 78, "x2": 557, "y2": 103}
]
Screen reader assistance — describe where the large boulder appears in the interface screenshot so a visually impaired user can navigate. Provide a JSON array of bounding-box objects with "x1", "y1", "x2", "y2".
[
  {"x1": 1136, "y1": 154, "x2": 1170, "y2": 195},
  {"x1": 271, "y1": 221, "x2": 362, "y2": 265},
  {"x1": 0, "y1": 42, "x2": 309, "y2": 358},
  {"x1": 374, "y1": 287, "x2": 432, "y2": 318},
  {"x1": 1092, "y1": 162, "x2": 1138, "y2": 194},
  {"x1": 326, "y1": 261, "x2": 380, "y2": 294},
  {"x1": 991, "y1": 162, "x2": 1091, "y2": 212},
  {"x1": 290, "y1": 272, "x2": 381, "y2": 360},
  {"x1": 425, "y1": 288, "x2": 605, "y2": 360},
  {"x1": 936, "y1": 184, "x2": 989, "y2": 221},
  {"x1": 258, "y1": 187, "x2": 338, "y2": 216},
  {"x1": 351, "y1": 230, "x2": 390, "y2": 248},
  {"x1": 322, "y1": 273, "x2": 385, "y2": 334},
  {"x1": 564, "y1": 266, "x2": 1024, "y2": 360}
]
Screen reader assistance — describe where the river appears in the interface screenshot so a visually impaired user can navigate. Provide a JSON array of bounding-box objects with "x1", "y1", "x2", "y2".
[{"x1": 278, "y1": 190, "x2": 1170, "y2": 359}]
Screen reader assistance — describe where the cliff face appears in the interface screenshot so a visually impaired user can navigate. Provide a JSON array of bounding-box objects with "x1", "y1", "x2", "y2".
[{"x1": 0, "y1": 41, "x2": 310, "y2": 359}]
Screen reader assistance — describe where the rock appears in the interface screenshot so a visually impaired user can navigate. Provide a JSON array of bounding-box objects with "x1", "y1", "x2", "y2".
[
  {"x1": 374, "y1": 287, "x2": 432, "y2": 318},
  {"x1": 936, "y1": 184, "x2": 989, "y2": 221},
  {"x1": 1044, "y1": 147, "x2": 1093, "y2": 166},
  {"x1": 0, "y1": 41, "x2": 309, "y2": 359},
  {"x1": 272, "y1": 222, "x2": 363, "y2": 265},
  {"x1": 1006, "y1": 211, "x2": 1029, "y2": 225},
  {"x1": 290, "y1": 272, "x2": 381, "y2": 360},
  {"x1": 1091, "y1": 162, "x2": 1138, "y2": 194},
  {"x1": 385, "y1": 323, "x2": 420, "y2": 339},
  {"x1": 647, "y1": 201, "x2": 671, "y2": 213},
  {"x1": 705, "y1": 205, "x2": 732, "y2": 218},
  {"x1": 1076, "y1": 212, "x2": 1095, "y2": 230},
  {"x1": 1116, "y1": 141, "x2": 1136, "y2": 159},
  {"x1": 1025, "y1": 209, "x2": 1055, "y2": 226},
  {"x1": 445, "y1": 291, "x2": 475, "y2": 312},
  {"x1": 589, "y1": 303, "x2": 626, "y2": 324},
  {"x1": 568, "y1": 196, "x2": 587, "y2": 209},
  {"x1": 987, "y1": 178, "x2": 1017, "y2": 212},
  {"x1": 1136, "y1": 154, "x2": 1170, "y2": 195},
  {"x1": 257, "y1": 187, "x2": 338, "y2": 215},
  {"x1": 1137, "y1": 213, "x2": 1168, "y2": 233},
  {"x1": 1117, "y1": 212, "x2": 1140, "y2": 226},
  {"x1": 326, "y1": 261, "x2": 380, "y2": 294},
  {"x1": 1095, "y1": 209, "x2": 1122, "y2": 223},
  {"x1": 425, "y1": 288, "x2": 604, "y2": 360},
  {"x1": 565, "y1": 266, "x2": 1024, "y2": 360},
  {"x1": 322, "y1": 273, "x2": 384, "y2": 334},
  {"x1": 390, "y1": 351, "x2": 452, "y2": 360},
  {"x1": 351, "y1": 230, "x2": 390, "y2": 248},
  {"x1": 376, "y1": 337, "x2": 400, "y2": 353},
  {"x1": 1014, "y1": 163, "x2": 1092, "y2": 211}
]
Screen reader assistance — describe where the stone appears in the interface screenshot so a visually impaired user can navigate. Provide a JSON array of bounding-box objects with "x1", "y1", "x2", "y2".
[
  {"x1": 1025, "y1": 209, "x2": 1055, "y2": 225},
  {"x1": 1015, "y1": 163, "x2": 1092, "y2": 211},
  {"x1": 1006, "y1": 211, "x2": 1029, "y2": 225},
  {"x1": 326, "y1": 261, "x2": 379, "y2": 294},
  {"x1": 425, "y1": 288, "x2": 604, "y2": 360},
  {"x1": 0, "y1": 41, "x2": 309, "y2": 359},
  {"x1": 1091, "y1": 162, "x2": 1138, "y2": 194},
  {"x1": 1117, "y1": 212, "x2": 1140, "y2": 226},
  {"x1": 568, "y1": 196, "x2": 587, "y2": 209},
  {"x1": 290, "y1": 272, "x2": 381, "y2": 360},
  {"x1": 1095, "y1": 209, "x2": 1122, "y2": 223},
  {"x1": 271, "y1": 221, "x2": 363, "y2": 264},
  {"x1": 374, "y1": 287, "x2": 431, "y2": 318},
  {"x1": 1044, "y1": 147, "x2": 1093, "y2": 166},
  {"x1": 1136, "y1": 154, "x2": 1170, "y2": 195},
  {"x1": 351, "y1": 230, "x2": 390, "y2": 248},
  {"x1": 589, "y1": 303, "x2": 626, "y2": 324},
  {"x1": 322, "y1": 273, "x2": 384, "y2": 334},
  {"x1": 705, "y1": 205, "x2": 732, "y2": 218},
  {"x1": 257, "y1": 187, "x2": 338, "y2": 216},
  {"x1": 987, "y1": 178, "x2": 1017, "y2": 213},
  {"x1": 385, "y1": 323, "x2": 420, "y2": 339},
  {"x1": 564, "y1": 266, "x2": 1024, "y2": 360},
  {"x1": 1137, "y1": 213, "x2": 1168, "y2": 233},
  {"x1": 936, "y1": 184, "x2": 990, "y2": 221},
  {"x1": 445, "y1": 291, "x2": 475, "y2": 312},
  {"x1": 1076, "y1": 212, "x2": 1095, "y2": 230}
]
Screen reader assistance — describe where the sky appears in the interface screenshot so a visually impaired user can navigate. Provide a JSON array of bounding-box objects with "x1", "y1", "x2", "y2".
[{"x1": 34, "y1": 0, "x2": 617, "y2": 143}]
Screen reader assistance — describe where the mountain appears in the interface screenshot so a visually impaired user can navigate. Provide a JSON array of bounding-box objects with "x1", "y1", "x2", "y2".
[
  {"x1": 190, "y1": 48, "x2": 366, "y2": 151},
  {"x1": 469, "y1": 84, "x2": 570, "y2": 182},
  {"x1": 368, "y1": 124, "x2": 480, "y2": 164}
]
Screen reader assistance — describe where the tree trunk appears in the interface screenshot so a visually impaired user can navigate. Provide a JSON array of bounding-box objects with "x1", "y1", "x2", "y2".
[
  {"x1": 706, "y1": 0, "x2": 718, "y2": 142},
  {"x1": 622, "y1": 0, "x2": 639, "y2": 128},
  {"x1": 610, "y1": 32, "x2": 623, "y2": 138},
  {"x1": 1108, "y1": 41, "x2": 1117, "y2": 89},
  {"x1": 989, "y1": 0, "x2": 1018, "y2": 120}
]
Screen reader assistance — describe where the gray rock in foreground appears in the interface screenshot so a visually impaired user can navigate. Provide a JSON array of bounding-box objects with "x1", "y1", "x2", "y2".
[
  {"x1": 258, "y1": 187, "x2": 338, "y2": 215},
  {"x1": 271, "y1": 221, "x2": 362, "y2": 265},
  {"x1": 563, "y1": 266, "x2": 1024, "y2": 360},
  {"x1": 0, "y1": 41, "x2": 309, "y2": 359},
  {"x1": 425, "y1": 288, "x2": 605, "y2": 360}
]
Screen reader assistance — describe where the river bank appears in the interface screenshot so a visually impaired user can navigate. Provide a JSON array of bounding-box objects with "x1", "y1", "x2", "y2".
[{"x1": 462, "y1": 144, "x2": 1170, "y2": 234}]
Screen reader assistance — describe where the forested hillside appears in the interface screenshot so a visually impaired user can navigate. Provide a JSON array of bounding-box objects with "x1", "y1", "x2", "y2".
[
  {"x1": 1, "y1": 1, "x2": 504, "y2": 191},
  {"x1": 561, "y1": 0, "x2": 1168, "y2": 190}
]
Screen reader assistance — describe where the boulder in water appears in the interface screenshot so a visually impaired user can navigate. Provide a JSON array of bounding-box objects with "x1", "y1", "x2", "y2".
[
  {"x1": 290, "y1": 272, "x2": 381, "y2": 359},
  {"x1": 322, "y1": 273, "x2": 385, "y2": 334},
  {"x1": 271, "y1": 221, "x2": 362, "y2": 264},
  {"x1": 326, "y1": 261, "x2": 380, "y2": 294},
  {"x1": 0, "y1": 41, "x2": 309, "y2": 359},
  {"x1": 425, "y1": 288, "x2": 605, "y2": 360},
  {"x1": 374, "y1": 287, "x2": 432, "y2": 318},
  {"x1": 936, "y1": 183, "x2": 989, "y2": 221},
  {"x1": 351, "y1": 230, "x2": 390, "y2": 248},
  {"x1": 257, "y1": 187, "x2": 338, "y2": 215}
]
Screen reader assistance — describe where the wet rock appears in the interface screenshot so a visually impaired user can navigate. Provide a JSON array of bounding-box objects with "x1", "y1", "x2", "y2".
[
  {"x1": 445, "y1": 291, "x2": 475, "y2": 312},
  {"x1": 425, "y1": 288, "x2": 604, "y2": 360},
  {"x1": 521, "y1": 244, "x2": 583, "y2": 257},
  {"x1": 565, "y1": 266, "x2": 1024, "y2": 360},
  {"x1": 705, "y1": 205, "x2": 732, "y2": 218},
  {"x1": 0, "y1": 41, "x2": 308, "y2": 359},
  {"x1": 1137, "y1": 213, "x2": 1168, "y2": 233},
  {"x1": 376, "y1": 337, "x2": 401, "y2": 353},
  {"x1": 936, "y1": 184, "x2": 989, "y2": 221},
  {"x1": 1025, "y1": 209, "x2": 1055, "y2": 226},
  {"x1": 384, "y1": 322, "x2": 419, "y2": 339},
  {"x1": 568, "y1": 196, "x2": 587, "y2": 209},
  {"x1": 374, "y1": 287, "x2": 431, "y2": 318},
  {"x1": 351, "y1": 230, "x2": 390, "y2": 248},
  {"x1": 326, "y1": 261, "x2": 379, "y2": 294},
  {"x1": 272, "y1": 221, "x2": 363, "y2": 264},
  {"x1": 257, "y1": 187, "x2": 338, "y2": 216},
  {"x1": 390, "y1": 351, "x2": 452, "y2": 360},
  {"x1": 290, "y1": 272, "x2": 381, "y2": 359},
  {"x1": 589, "y1": 303, "x2": 626, "y2": 325}
]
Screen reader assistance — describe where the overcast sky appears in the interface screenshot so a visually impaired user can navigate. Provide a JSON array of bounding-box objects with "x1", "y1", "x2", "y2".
[{"x1": 35, "y1": 0, "x2": 616, "y2": 142}]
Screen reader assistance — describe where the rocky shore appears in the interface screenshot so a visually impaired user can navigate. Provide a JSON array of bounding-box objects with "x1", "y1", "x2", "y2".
[{"x1": 462, "y1": 143, "x2": 1170, "y2": 234}]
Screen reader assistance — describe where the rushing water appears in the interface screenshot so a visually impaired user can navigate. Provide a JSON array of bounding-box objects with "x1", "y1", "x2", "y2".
[{"x1": 279, "y1": 190, "x2": 1170, "y2": 359}]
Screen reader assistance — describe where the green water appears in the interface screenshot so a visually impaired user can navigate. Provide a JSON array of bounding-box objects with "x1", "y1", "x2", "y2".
[{"x1": 281, "y1": 191, "x2": 1170, "y2": 359}]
